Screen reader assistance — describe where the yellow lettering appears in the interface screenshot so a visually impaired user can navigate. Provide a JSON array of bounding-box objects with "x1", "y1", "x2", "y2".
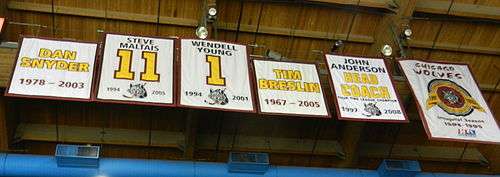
[
  {"x1": 20, "y1": 57, "x2": 31, "y2": 67},
  {"x1": 78, "y1": 63, "x2": 89, "y2": 72},
  {"x1": 31, "y1": 59, "x2": 44, "y2": 69},
  {"x1": 64, "y1": 51, "x2": 76, "y2": 60},
  {"x1": 39, "y1": 48, "x2": 51, "y2": 58},
  {"x1": 268, "y1": 80, "x2": 278, "y2": 90},
  {"x1": 341, "y1": 84, "x2": 350, "y2": 96},
  {"x1": 259, "y1": 79, "x2": 268, "y2": 89},
  {"x1": 68, "y1": 62, "x2": 78, "y2": 71}
]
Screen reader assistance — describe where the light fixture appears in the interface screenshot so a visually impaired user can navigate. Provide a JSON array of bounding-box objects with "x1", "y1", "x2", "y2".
[
  {"x1": 195, "y1": 26, "x2": 208, "y2": 39},
  {"x1": 207, "y1": 7, "x2": 217, "y2": 22},
  {"x1": 401, "y1": 26, "x2": 412, "y2": 40},
  {"x1": 381, "y1": 44, "x2": 393, "y2": 57},
  {"x1": 330, "y1": 40, "x2": 343, "y2": 53},
  {"x1": 208, "y1": 7, "x2": 217, "y2": 16}
]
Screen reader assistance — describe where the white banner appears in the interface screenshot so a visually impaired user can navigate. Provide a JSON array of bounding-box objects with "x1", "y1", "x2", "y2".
[
  {"x1": 325, "y1": 54, "x2": 407, "y2": 122},
  {"x1": 6, "y1": 37, "x2": 97, "y2": 100},
  {"x1": 96, "y1": 34, "x2": 175, "y2": 105},
  {"x1": 0, "y1": 17, "x2": 4, "y2": 34},
  {"x1": 399, "y1": 60, "x2": 500, "y2": 143},
  {"x1": 253, "y1": 60, "x2": 329, "y2": 117},
  {"x1": 179, "y1": 39, "x2": 254, "y2": 111}
]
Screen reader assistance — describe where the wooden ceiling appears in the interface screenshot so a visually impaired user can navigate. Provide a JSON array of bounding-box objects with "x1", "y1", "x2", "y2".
[{"x1": 0, "y1": 0, "x2": 500, "y2": 175}]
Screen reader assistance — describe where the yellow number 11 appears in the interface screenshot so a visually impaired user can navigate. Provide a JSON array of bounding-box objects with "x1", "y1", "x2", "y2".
[
  {"x1": 114, "y1": 49, "x2": 159, "y2": 82},
  {"x1": 206, "y1": 55, "x2": 225, "y2": 86}
]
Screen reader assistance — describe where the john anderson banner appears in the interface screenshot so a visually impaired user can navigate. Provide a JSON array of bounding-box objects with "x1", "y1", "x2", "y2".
[
  {"x1": 399, "y1": 59, "x2": 500, "y2": 144},
  {"x1": 325, "y1": 54, "x2": 407, "y2": 122}
]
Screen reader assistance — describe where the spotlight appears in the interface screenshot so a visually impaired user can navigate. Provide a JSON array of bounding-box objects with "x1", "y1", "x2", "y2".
[
  {"x1": 195, "y1": 26, "x2": 208, "y2": 39},
  {"x1": 401, "y1": 27, "x2": 412, "y2": 40},
  {"x1": 330, "y1": 40, "x2": 343, "y2": 53},
  {"x1": 208, "y1": 7, "x2": 217, "y2": 16},
  {"x1": 207, "y1": 7, "x2": 217, "y2": 22},
  {"x1": 381, "y1": 44, "x2": 393, "y2": 57}
]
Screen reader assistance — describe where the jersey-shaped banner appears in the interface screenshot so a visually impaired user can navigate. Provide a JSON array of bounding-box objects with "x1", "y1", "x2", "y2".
[
  {"x1": 6, "y1": 37, "x2": 97, "y2": 101},
  {"x1": 96, "y1": 34, "x2": 175, "y2": 106},
  {"x1": 325, "y1": 54, "x2": 408, "y2": 122},
  {"x1": 179, "y1": 39, "x2": 255, "y2": 112},
  {"x1": 400, "y1": 60, "x2": 500, "y2": 144},
  {"x1": 253, "y1": 60, "x2": 330, "y2": 117}
]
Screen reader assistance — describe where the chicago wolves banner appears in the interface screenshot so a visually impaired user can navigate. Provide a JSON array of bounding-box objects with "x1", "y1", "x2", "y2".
[
  {"x1": 179, "y1": 39, "x2": 255, "y2": 112},
  {"x1": 400, "y1": 60, "x2": 500, "y2": 143},
  {"x1": 325, "y1": 54, "x2": 407, "y2": 122},
  {"x1": 96, "y1": 34, "x2": 175, "y2": 105},
  {"x1": 6, "y1": 37, "x2": 97, "y2": 100},
  {"x1": 253, "y1": 60, "x2": 329, "y2": 117}
]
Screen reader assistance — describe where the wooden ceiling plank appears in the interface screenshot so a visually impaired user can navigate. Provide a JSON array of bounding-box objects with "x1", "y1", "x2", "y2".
[
  {"x1": 16, "y1": 123, "x2": 183, "y2": 148},
  {"x1": 7, "y1": 1, "x2": 373, "y2": 44},
  {"x1": 408, "y1": 40, "x2": 500, "y2": 55},
  {"x1": 307, "y1": 0, "x2": 395, "y2": 11},
  {"x1": 415, "y1": 0, "x2": 500, "y2": 21}
]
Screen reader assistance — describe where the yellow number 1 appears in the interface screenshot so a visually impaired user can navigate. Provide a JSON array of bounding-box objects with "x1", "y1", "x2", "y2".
[
  {"x1": 141, "y1": 51, "x2": 159, "y2": 82},
  {"x1": 206, "y1": 55, "x2": 225, "y2": 86},
  {"x1": 114, "y1": 49, "x2": 134, "y2": 80},
  {"x1": 114, "y1": 49, "x2": 159, "y2": 82}
]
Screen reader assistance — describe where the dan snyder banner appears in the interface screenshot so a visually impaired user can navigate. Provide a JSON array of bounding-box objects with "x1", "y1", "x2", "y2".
[
  {"x1": 325, "y1": 54, "x2": 407, "y2": 122},
  {"x1": 6, "y1": 37, "x2": 97, "y2": 101},
  {"x1": 179, "y1": 39, "x2": 255, "y2": 112},
  {"x1": 400, "y1": 59, "x2": 500, "y2": 144},
  {"x1": 96, "y1": 34, "x2": 175, "y2": 106},
  {"x1": 253, "y1": 60, "x2": 329, "y2": 117}
]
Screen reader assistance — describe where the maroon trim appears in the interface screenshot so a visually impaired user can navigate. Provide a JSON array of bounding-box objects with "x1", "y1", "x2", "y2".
[
  {"x1": 177, "y1": 38, "x2": 257, "y2": 113},
  {"x1": 93, "y1": 32, "x2": 177, "y2": 107},
  {"x1": 251, "y1": 58, "x2": 331, "y2": 118},
  {"x1": 323, "y1": 53, "x2": 409, "y2": 123},
  {"x1": 397, "y1": 58, "x2": 500, "y2": 145},
  {"x1": 4, "y1": 36, "x2": 98, "y2": 102}
]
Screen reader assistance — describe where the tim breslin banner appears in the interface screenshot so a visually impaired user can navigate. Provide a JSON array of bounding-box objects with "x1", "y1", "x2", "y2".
[
  {"x1": 400, "y1": 60, "x2": 500, "y2": 143},
  {"x1": 6, "y1": 37, "x2": 97, "y2": 100},
  {"x1": 96, "y1": 34, "x2": 175, "y2": 105},
  {"x1": 179, "y1": 39, "x2": 254, "y2": 112},
  {"x1": 253, "y1": 60, "x2": 329, "y2": 117},
  {"x1": 325, "y1": 54, "x2": 407, "y2": 122}
]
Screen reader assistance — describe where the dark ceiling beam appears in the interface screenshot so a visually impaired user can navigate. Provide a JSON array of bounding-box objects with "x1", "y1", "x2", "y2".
[
  {"x1": 183, "y1": 110, "x2": 199, "y2": 159},
  {"x1": 337, "y1": 0, "x2": 417, "y2": 168}
]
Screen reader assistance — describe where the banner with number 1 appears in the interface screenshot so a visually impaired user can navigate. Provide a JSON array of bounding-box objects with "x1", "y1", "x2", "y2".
[{"x1": 179, "y1": 39, "x2": 255, "y2": 112}]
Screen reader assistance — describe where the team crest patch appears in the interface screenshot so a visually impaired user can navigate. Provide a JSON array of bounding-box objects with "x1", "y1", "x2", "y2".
[
  {"x1": 426, "y1": 79, "x2": 484, "y2": 116},
  {"x1": 204, "y1": 88, "x2": 229, "y2": 105},
  {"x1": 123, "y1": 83, "x2": 148, "y2": 99},
  {"x1": 362, "y1": 102, "x2": 382, "y2": 117}
]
